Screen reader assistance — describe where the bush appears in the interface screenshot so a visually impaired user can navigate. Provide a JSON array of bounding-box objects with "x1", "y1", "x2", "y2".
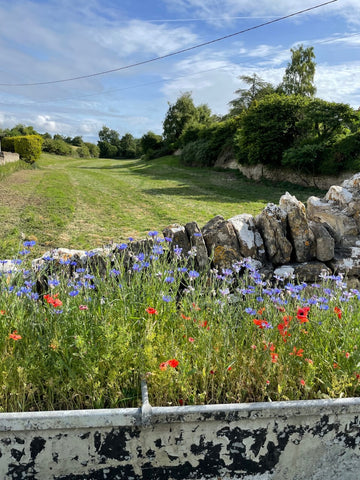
[
  {"x1": 42, "y1": 138, "x2": 72, "y2": 156},
  {"x1": 2, "y1": 135, "x2": 43, "y2": 164},
  {"x1": 180, "y1": 118, "x2": 240, "y2": 167},
  {"x1": 77, "y1": 145, "x2": 91, "y2": 158},
  {"x1": 84, "y1": 142, "x2": 100, "y2": 158}
]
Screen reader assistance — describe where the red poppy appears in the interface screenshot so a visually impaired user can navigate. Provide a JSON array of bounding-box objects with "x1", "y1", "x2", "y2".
[
  {"x1": 9, "y1": 330, "x2": 22, "y2": 341},
  {"x1": 300, "y1": 379, "x2": 306, "y2": 386},
  {"x1": 289, "y1": 347, "x2": 304, "y2": 357},
  {"x1": 146, "y1": 307, "x2": 158, "y2": 315},
  {"x1": 270, "y1": 353, "x2": 279, "y2": 363},
  {"x1": 181, "y1": 313, "x2": 191, "y2": 320},
  {"x1": 191, "y1": 303, "x2": 201, "y2": 311},
  {"x1": 188, "y1": 337, "x2": 195, "y2": 343},
  {"x1": 334, "y1": 307, "x2": 342, "y2": 319},
  {"x1": 253, "y1": 318, "x2": 269, "y2": 329},
  {"x1": 0, "y1": 310, "x2": 5, "y2": 315},
  {"x1": 167, "y1": 359, "x2": 179, "y2": 368},
  {"x1": 297, "y1": 307, "x2": 310, "y2": 323},
  {"x1": 159, "y1": 362, "x2": 168, "y2": 371},
  {"x1": 44, "y1": 294, "x2": 63, "y2": 308}
]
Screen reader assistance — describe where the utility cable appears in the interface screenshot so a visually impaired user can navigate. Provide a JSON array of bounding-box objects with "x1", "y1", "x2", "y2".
[{"x1": 0, "y1": 0, "x2": 338, "y2": 87}]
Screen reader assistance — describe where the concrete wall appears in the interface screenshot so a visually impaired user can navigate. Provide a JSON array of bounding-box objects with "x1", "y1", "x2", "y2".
[
  {"x1": 1, "y1": 394, "x2": 359, "y2": 479},
  {"x1": 0, "y1": 151, "x2": 20, "y2": 166}
]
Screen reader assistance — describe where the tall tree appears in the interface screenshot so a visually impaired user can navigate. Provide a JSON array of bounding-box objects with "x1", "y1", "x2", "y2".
[
  {"x1": 163, "y1": 92, "x2": 211, "y2": 147},
  {"x1": 281, "y1": 45, "x2": 316, "y2": 97},
  {"x1": 228, "y1": 74, "x2": 274, "y2": 116}
]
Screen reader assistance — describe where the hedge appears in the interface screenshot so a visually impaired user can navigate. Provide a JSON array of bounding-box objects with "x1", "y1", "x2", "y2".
[{"x1": 2, "y1": 135, "x2": 43, "y2": 164}]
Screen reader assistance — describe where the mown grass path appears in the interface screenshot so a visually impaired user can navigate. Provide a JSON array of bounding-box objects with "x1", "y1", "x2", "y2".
[{"x1": 0, "y1": 154, "x2": 325, "y2": 258}]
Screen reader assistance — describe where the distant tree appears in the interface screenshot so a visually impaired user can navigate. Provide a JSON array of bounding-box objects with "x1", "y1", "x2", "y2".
[
  {"x1": 77, "y1": 144, "x2": 90, "y2": 158},
  {"x1": 119, "y1": 133, "x2": 137, "y2": 158},
  {"x1": 140, "y1": 131, "x2": 164, "y2": 155},
  {"x1": 280, "y1": 45, "x2": 316, "y2": 97},
  {"x1": 163, "y1": 92, "x2": 211, "y2": 147},
  {"x1": 98, "y1": 126, "x2": 121, "y2": 158},
  {"x1": 228, "y1": 74, "x2": 275, "y2": 116},
  {"x1": 71, "y1": 136, "x2": 83, "y2": 146}
]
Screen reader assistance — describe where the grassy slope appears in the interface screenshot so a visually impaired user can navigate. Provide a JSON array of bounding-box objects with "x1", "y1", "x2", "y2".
[{"x1": 0, "y1": 154, "x2": 326, "y2": 258}]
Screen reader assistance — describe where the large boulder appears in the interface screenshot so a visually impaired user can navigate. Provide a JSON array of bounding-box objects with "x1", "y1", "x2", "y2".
[
  {"x1": 306, "y1": 196, "x2": 358, "y2": 242},
  {"x1": 255, "y1": 204, "x2": 292, "y2": 265},
  {"x1": 228, "y1": 213, "x2": 266, "y2": 262},
  {"x1": 279, "y1": 192, "x2": 315, "y2": 262},
  {"x1": 201, "y1": 215, "x2": 242, "y2": 268}
]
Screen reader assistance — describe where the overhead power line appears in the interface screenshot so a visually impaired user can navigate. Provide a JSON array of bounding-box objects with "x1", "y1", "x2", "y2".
[{"x1": 0, "y1": 0, "x2": 338, "y2": 88}]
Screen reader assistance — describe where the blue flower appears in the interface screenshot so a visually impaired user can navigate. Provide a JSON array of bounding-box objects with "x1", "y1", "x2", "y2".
[
  {"x1": 23, "y1": 240, "x2": 36, "y2": 247},
  {"x1": 177, "y1": 267, "x2": 187, "y2": 273},
  {"x1": 162, "y1": 295, "x2": 172, "y2": 302},
  {"x1": 165, "y1": 276, "x2": 175, "y2": 284},
  {"x1": 19, "y1": 249, "x2": 30, "y2": 256},
  {"x1": 188, "y1": 270, "x2": 199, "y2": 279},
  {"x1": 193, "y1": 232, "x2": 202, "y2": 237},
  {"x1": 152, "y1": 245, "x2": 164, "y2": 255},
  {"x1": 245, "y1": 308, "x2": 256, "y2": 315},
  {"x1": 117, "y1": 243, "x2": 128, "y2": 250},
  {"x1": 148, "y1": 231, "x2": 158, "y2": 237},
  {"x1": 69, "y1": 290, "x2": 79, "y2": 297}
]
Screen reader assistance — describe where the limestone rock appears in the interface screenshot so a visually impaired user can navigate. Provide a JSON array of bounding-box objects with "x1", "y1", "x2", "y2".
[
  {"x1": 163, "y1": 224, "x2": 191, "y2": 258},
  {"x1": 228, "y1": 213, "x2": 266, "y2": 261},
  {"x1": 292, "y1": 261, "x2": 331, "y2": 283},
  {"x1": 325, "y1": 185, "x2": 353, "y2": 209},
  {"x1": 327, "y1": 242, "x2": 360, "y2": 277},
  {"x1": 279, "y1": 192, "x2": 315, "y2": 262},
  {"x1": 309, "y1": 221, "x2": 335, "y2": 262},
  {"x1": 307, "y1": 196, "x2": 358, "y2": 242},
  {"x1": 201, "y1": 215, "x2": 241, "y2": 268},
  {"x1": 255, "y1": 204, "x2": 292, "y2": 265},
  {"x1": 185, "y1": 221, "x2": 209, "y2": 270}
]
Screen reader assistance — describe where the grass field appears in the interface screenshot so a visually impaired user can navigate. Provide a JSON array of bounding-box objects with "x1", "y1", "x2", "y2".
[{"x1": 0, "y1": 154, "x2": 325, "y2": 258}]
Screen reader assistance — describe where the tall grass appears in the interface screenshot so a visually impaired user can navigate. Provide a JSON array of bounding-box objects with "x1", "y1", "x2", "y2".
[{"x1": 0, "y1": 235, "x2": 359, "y2": 412}]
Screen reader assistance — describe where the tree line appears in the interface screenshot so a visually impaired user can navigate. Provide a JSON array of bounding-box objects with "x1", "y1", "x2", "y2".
[{"x1": 1, "y1": 45, "x2": 359, "y2": 175}]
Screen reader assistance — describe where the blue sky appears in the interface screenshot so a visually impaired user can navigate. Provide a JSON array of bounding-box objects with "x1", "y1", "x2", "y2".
[{"x1": 0, "y1": 0, "x2": 359, "y2": 143}]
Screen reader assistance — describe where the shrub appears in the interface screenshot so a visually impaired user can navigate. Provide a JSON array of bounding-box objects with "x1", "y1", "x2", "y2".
[
  {"x1": 42, "y1": 138, "x2": 72, "y2": 156},
  {"x1": 77, "y1": 145, "x2": 91, "y2": 158},
  {"x1": 84, "y1": 142, "x2": 100, "y2": 158},
  {"x1": 2, "y1": 135, "x2": 43, "y2": 164}
]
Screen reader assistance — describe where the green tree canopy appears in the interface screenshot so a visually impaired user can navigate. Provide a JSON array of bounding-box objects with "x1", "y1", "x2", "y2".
[
  {"x1": 163, "y1": 92, "x2": 211, "y2": 147},
  {"x1": 228, "y1": 74, "x2": 275, "y2": 116},
  {"x1": 281, "y1": 45, "x2": 316, "y2": 97}
]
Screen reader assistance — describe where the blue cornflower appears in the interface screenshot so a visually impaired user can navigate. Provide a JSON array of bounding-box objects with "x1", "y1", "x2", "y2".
[
  {"x1": 256, "y1": 296, "x2": 264, "y2": 303},
  {"x1": 48, "y1": 279, "x2": 60, "y2": 287},
  {"x1": 152, "y1": 245, "x2": 164, "y2": 255},
  {"x1": 23, "y1": 240, "x2": 36, "y2": 247},
  {"x1": 173, "y1": 246, "x2": 183, "y2": 257},
  {"x1": 84, "y1": 274, "x2": 95, "y2": 280},
  {"x1": 177, "y1": 267, "x2": 187, "y2": 273},
  {"x1": 220, "y1": 288, "x2": 230, "y2": 296},
  {"x1": 164, "y1": 237, "x2": 172, "y2": 243},
  {"x1": 110, "y1": 269, "x2": 120, "y2": 276},
  {"x1": 85, "y1": 251, "x2": 96, "y2": 257},
  {"x1": 53, "y1": 309, "x2": 63, "y2": 314},
  {"x1": 319, "y1": 304, "x2": 329, "y2": 310},
  {"x1": 132, "y1": 263, "x2": 141, "y2": 272},
  {"x1": 148, "y1": 231, "x2": 158, "y2": 237},
  {"x1": 137, "y1": 253, "x2": 145, "y2": 262},
  {"x1": 19, "y1": 249, "x2": 30, "y2": 256},
  {"x1": 12, "y1": 259, "x2": 22, "y2": 265},
  {"x1": 162, "y1": 295, "x2": 172, "y2": 302},
  {"x1": 222, "y1": 268, "x2": 233, "y2": 276},
  {"x1": 188, "y1": 270, "x2": 200, "y2": 279},
  {"x1": 245, "y1": 307, "x2": 256, "y2": 315},
  {"x1": 165, "y1": 276, "x2": 175, "y2": 284},
  {"x1": 60, "y1": 259, "x2": 71, "y2": 265},
  {"x1": 76, "y1": 268, "x2": 85, "y2": 273},
  {"x1": 117, "y1": 243, "x2": 128, "y2": 250},
  {"x1": 69, "y1": 290, "x2": 79, "y2": 297},
  {"x1": 193, "y1": 232, "x2": 202, "y2": 237}
]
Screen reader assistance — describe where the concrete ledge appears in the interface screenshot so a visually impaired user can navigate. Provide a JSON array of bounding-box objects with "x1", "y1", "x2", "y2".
[{"x1": 0, "y1": 396, "x2": 359, "y2": 479}]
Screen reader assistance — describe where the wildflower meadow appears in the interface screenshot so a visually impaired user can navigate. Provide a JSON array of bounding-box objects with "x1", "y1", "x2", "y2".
[{"x1": 1, "y1": 233, "x2": 360, "y2": 413}]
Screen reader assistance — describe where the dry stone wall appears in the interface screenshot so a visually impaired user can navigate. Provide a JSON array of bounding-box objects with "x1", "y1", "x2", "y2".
[{"x1": 4, "y1": 173, "x2": 360, "y2": 288}]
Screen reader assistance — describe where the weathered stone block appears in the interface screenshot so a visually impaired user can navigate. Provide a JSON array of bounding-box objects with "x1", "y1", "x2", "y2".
[
  {"x1": 185, "y1": 221, "x2": 209, "y2": 270},
  {"x1": 279, "y1": 192, "x2": 315, "y2": 262},
  {"x1": 309, "y1": 221, "x2": 335, "y2": 262},
  {"x1": 201, "y1": 215, "x2": 241, "y2": 268},
  {"x1": 229, "y1": 213, "x2": 266, "y2": 261},
  {"x1": 255, "y1": 204, "x2": 292, "y2": 265}
]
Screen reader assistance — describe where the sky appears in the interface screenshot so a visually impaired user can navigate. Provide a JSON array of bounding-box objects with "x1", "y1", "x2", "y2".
[{"x1": 0, "y1": 0, "x2": 359, "y2": 143}]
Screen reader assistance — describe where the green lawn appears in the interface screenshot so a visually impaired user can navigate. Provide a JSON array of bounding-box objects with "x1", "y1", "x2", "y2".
[{"x1": 0, "y1": 154, "x2": 325, "y2": 258}]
